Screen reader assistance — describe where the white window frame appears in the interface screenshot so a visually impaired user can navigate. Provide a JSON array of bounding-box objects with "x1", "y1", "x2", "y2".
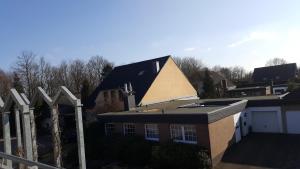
[
  {"x1": 170, "y1": 124, "x2": 197, "y2": 144},
  {"x1": 123, "y1": 123, "x2": 136, "y2": 136},
  {"x1": 145, "y1": 124, "x2": 159, "y2": 141},
  {"x1": 104, "y1": 123, "x2": 115, "y2": 136}
]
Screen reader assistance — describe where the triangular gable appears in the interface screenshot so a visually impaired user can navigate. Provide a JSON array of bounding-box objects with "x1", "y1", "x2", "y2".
[{"x1": 140, "y1": 57, "x2": 198, "y2": 105}]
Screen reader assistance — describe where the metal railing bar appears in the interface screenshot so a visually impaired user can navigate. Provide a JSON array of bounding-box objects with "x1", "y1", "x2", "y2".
[{"x1": 0, "y1": 152, "x2": 63, "y2": 169}]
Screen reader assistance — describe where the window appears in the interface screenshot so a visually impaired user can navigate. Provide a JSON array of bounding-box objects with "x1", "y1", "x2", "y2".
[
  {"x1": 118, "y1": 90, "x2": 123, "y2": 101},
  {"x1": 103, "y1": 91, "x2": 109, "y2": 102},
  {"x1": 105, "y1": 123, "x2": 115, "y2": 136},
  {"x1": 123, "y1": 123, "x2": 135, "y2": 136},
  {"x1": 170, "y1": 124, "x2": 197, "y2": 144},
  {"x1": 145, "y1": 124, "x2": 159, "y2": 141},
  {"x1": 111, "y1": 90, "x2": 116, "y2": 102}
]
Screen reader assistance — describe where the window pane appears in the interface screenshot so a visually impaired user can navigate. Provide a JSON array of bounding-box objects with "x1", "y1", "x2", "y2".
[
  {"x1": 105, "y1": 123, "x2": 115, "y2": 136},
  {"x1": 124, "y1": 123, "x2": 136, "y2": 136},
  {"x1": 170, "y1": 124, "x2": 183, "y2": 140},
  {"x1": 145, "y1": 124, "x2": 159, "y2": 140},
  {"x1": 184, "y1": 125, "x2": 197, "y2": 142}
]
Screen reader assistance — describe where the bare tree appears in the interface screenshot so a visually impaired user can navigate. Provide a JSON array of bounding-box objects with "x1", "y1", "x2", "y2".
[
  {"x1": 69, "y1": 60, "x2": 87, "y2": 94},
  {"x1": 0, "y1": 69, "x2": 12, "y2": 97},
  {"x1": 265, "y1": 58, "x2": 287, "y2": 66},
  {"x1": 86, "y1": 56, "x2": 113, "y2": 89},
  {"x1": 13, "y1": 51, "x2": 39, "y2": 99},
  {"x1": 174, "y1": 57, "x2": 205, "y2": 94}
]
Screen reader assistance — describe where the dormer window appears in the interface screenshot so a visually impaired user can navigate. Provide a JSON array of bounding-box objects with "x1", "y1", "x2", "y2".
[
  {"x1": 103, "y1": 91, "x2": 108, "y2": 102},
  {"x1": 138, "y1": 70, "x2": 145, "y2": 76}
]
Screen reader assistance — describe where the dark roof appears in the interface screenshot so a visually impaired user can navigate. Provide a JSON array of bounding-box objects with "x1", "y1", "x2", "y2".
[
  {"x1": 283, "y1": 89, "x2": 300, "y2": 103},
  {"x1": 87, "y1": 56, "x2": 171, "y2": 108},
  {"x1": 252, "y1": 63, "x2": 298, "y2": 83}
]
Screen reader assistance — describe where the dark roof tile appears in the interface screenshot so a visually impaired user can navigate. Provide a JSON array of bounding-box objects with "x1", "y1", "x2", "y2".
[{"x1": 87, "y1": 56, "x2": 171, "y2": 108}]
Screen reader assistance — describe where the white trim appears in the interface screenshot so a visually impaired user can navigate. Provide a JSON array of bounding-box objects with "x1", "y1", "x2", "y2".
[
  {"x1": 144, "y1": 124, "x2": 159, "y2": 141},
  {"x1": 123, "y1": 123, "x2": 136, "y2": 136},
  {"x1": 170, "y1": 124, "x2": 197, "y2": 144},
  {"x1": 104, "y1": 123, "x2": 115, "y2": 136},
  {"x1": 273, "y1": 87, "x2": 288, "y2": 95}
]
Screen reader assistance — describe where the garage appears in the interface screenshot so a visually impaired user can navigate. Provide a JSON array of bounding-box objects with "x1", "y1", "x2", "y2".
[
  {"x1": 251, "y1": 111, "x2": 280, "y2": 133},
  {"x1": 286, "y1": 111, "x2": 300, "y2": 134}
]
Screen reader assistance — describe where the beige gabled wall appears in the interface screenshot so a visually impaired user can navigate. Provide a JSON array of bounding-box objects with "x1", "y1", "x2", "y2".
[{"x1": 140, "y1": 57, "x2": 197, "y2": 105}]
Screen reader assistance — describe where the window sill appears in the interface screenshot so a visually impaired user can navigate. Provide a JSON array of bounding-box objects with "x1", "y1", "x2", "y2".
[
  {"x1": 145, "y1": 137, "x2": 159, "y2": 141},
  {"x1": 173, "y1": 140, "x2": 197, "y2": 144}
]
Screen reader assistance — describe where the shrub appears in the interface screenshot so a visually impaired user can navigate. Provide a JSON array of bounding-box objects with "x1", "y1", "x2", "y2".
[
  {"x1": 150, "y1": 142, "x2": 211, "y2": 169},
  {"x1": 100, "y1": 135, "x2": 152, "y2": 166},
  {"x1": 85, "y1": 122, "x2": 105, "y2": 160}
]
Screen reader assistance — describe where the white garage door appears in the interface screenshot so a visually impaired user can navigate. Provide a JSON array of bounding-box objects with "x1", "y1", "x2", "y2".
[
  {"x1": 286, "y1": 111, "x2": 300, "y2": 134},
  {"x1": 252, "y1": 111, "x2": 280, "y2": 133}
]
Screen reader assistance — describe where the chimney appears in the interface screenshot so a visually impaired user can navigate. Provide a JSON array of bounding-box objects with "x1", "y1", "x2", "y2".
[
  {"x1": 221, "y1": 79, "x2": 228, "y2": 89},
  {"x1": 153, "y1": 61, "x2": 160, "y2": 73},
  {"x1": 124, "y1": 94, "x2": 136, "y2": 111},
  {"x1": 128, "y1": 82, "x2": 133, "y2": 93},
  {"x1": 124, "y1": 83, "x2": 128, "y2": 93},
  {"x1": 156, "y1": 61, "x2": 160, "y2": 72}
]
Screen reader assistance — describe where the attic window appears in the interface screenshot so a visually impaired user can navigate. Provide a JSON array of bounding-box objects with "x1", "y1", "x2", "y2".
[
  {"x1": 103, "y1": 91, "x2": 108, "y2": 102},
  {"x1": 138, "y1": 70, "x2": 145, "y2": 76}
]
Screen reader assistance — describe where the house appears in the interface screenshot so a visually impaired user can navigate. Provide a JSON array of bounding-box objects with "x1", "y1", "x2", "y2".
[
  {"x1": 97, "y1": 90, "x2": 300, "y2": 166},
  {"x1": 86, "y1": 56, "x2": 198, "y2": 114},
  {"x1": 197, "y1": 71, "x2": 235, "y2": 97},
  {"x1": 252, "y1": 63, "x2": 298, "y2": 94},
  {"x1": 98, "y1": 99, "x2": 248, "y2": 166},
  {"x1": 226, "y1": 85, "x2": 271, "y2": 97},
  {"x1": 226, "y1": 63, "x2": 298, "y2": 96},
  {"x1": 252, "y1": 63, "x2": 298, "y2": 83}
]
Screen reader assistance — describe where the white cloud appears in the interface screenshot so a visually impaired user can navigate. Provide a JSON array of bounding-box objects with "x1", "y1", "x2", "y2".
[
  {"x1": 228, "y1": 31, "x2": 279, "y2": 48},
  {"x1": 184, "y1": 47, "x2": 196, "y2": 52}
]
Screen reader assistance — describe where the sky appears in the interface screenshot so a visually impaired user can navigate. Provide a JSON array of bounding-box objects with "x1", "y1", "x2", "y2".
[{"x1": 1, "y1": 0, "x2": 300, "y2": 71}]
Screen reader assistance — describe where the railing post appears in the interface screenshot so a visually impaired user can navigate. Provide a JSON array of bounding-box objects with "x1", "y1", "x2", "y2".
[
  {"x1": 75, "y1": 102, "x2": 86, "y2": 169},
  {"x1": 15, "y1": 108, "x2": 24, "y2": 157},
  {"x1": 29, "y1": 107, "x2": 38, "y2": 162},
  {"x1": 3, "y1": 111, "x2": 12, "y2": 168},
  {"x1": 51, "y1": 106, "x2": 62, "y2": 168},
  {"x1": 21, "y1": 105, "x2": 33, "y2": 163}
]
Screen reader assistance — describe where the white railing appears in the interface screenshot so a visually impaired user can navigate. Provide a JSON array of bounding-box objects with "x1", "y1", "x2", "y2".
[{"x1": 0, "y1": 152, "x2": 62, "y2": 169}]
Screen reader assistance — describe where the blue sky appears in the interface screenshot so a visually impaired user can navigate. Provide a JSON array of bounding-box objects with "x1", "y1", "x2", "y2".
[{"x1": 1, "y1": 0, "x2": 300, "y2": 71}]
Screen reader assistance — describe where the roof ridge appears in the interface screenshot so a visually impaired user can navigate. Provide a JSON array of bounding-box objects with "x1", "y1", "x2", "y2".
[
  {"x1": 254, "y1": 63, "x2": 297, "y2": 69},
  {"x1": 114, "y1": 55, "x2": 171, "y2": 68}
]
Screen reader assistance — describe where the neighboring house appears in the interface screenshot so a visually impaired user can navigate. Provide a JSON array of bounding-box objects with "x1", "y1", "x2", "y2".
[
  {"x1": 87, "y1": 56, "x2": 198, "y2": 114},
  {"x1": 252, "y1": 63, "x2": 298, "y2": 94},
  {"x1": 226, "y1": 63, "x2": 298, "y2": 96},
  {"x1": 98, "y1": 91, "x2": 300, "y2": 166},
  {"x1": 226, "y1": 85, "x2": 271, "y2": 97},
  {"x1": 197, "y1": 71, "x2": 235, "y2": 97}
]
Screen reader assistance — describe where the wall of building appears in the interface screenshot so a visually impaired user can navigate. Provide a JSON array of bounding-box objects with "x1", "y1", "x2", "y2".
[
  {"x1": 92, "y1": 89, "x2": 125, "y2": 114},
  {"x1": 111, "y1": 122, "x2": 211, "y2": 149},
  {"x1": 208, "y1": 115, "x2": 235, "y2": 166},
  {"x1": 281, "y1": 104, "x2": 300, "y2": 133},
  {"x1": 140, "y1": 58, "x2": 198, "y2": 105}
]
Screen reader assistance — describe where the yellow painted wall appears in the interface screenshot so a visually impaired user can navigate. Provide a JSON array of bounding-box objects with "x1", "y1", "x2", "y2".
[{"x1": 140, "y1": 57, "x2": 197, "y2": 105}]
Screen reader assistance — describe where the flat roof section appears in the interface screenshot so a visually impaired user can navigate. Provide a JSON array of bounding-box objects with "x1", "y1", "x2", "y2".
[{"x1": 98, "y1": 100, "x2": 248, "y2": 124}]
